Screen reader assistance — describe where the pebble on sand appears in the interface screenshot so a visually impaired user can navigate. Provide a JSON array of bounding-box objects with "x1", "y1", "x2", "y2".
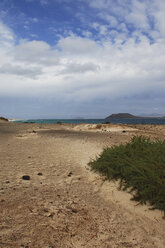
[
  {"x1": 21, "y1": 175, "x2": 31, "y2": 180},
  {"x1": 68, "y1": 172, "x2": 73, "y2": 177}
]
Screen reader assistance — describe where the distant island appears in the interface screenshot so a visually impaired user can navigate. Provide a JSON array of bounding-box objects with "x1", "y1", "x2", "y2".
[
  {"x1": 106, "y1": 113, "x2": 165, "y2": 119},
  {"x1": 106, "y1": 113, "x2": 139, "y2": 119}
]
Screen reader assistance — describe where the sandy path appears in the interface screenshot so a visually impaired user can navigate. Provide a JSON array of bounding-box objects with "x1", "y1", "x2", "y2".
[{"x1": 0, "y1": 123, "x2": 165, "y2": 248}]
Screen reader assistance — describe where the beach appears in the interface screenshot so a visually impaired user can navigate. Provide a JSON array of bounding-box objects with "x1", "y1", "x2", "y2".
[{"x1": 0, "y1": 122, "x2": 165, "y2": 248}]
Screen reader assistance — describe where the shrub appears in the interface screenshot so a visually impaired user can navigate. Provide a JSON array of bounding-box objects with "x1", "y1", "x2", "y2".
[
  {"x1": 89, "y1": 136, "x2": 165, "y2": 218},
  {"x1": 96, "y1": 124, "x2": 102, "y2": 129}
]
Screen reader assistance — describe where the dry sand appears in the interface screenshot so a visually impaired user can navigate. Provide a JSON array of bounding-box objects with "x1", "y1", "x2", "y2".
[{"x1": 0, "y1": 122, "x2": 165, "y2": 248}]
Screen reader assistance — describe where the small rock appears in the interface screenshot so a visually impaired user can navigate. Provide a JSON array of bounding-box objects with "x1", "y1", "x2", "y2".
[
  {"x1": 37, "y1": 172, "x2": 43, "y2": 176},
  {"x1": 71, "y1": 208, "x2": 78, "y2": 213},
  {"x1": 32, "y1": 130, "x2": 36, "y2": 133},
  {"x1": 48, "y1": 213, "x2": 54, "y2": 218},
  {"x1": 68, "y1": 172, "x2": 73, "y2": 177},
  {"x1": 22, "y1": 175, "x2": 30, "y2": 180},
  {"x1": 5, "y1": 180, "x2": 10, "y2": 184},
  {"x1": 122, "y1": 130, "x2": 126, "y2": 133}
]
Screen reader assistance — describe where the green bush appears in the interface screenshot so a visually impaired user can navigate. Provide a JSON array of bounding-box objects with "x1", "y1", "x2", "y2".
[{"x1": 89, "y1": 136, "x2": 165, "y2": 218}]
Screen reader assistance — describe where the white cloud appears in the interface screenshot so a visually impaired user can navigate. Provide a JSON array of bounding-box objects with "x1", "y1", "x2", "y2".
[
  {"x1": 88, "y1": 0, "x2": 165, "y2": 41},
  {"x1": 152, "y1": 0, "x2": 165, "y2": 36},
  {"x1": 106, "y1": 15, "x2": 118, "y2": 27},
  {"x1": 60, "y1": 62, "x2": 100, "y2": 74},
  {"x1": 40, "y1": 0, "x2": 49, "y2": 6},
  {"x1": 81, "y1": 30, "x2": 93, "y2": 38},
  {"x1": 31, "y1": 17, "x2": 39, "y2": 23},
  {"x1": 91, "y1": 22, "x2": 109, "y2": 36},
  {"x1": 126, "y1": 0, "x2": 149, "y2": 30},
  {"x1": 1, "y1": 31, "x2": 164, "y2": 99},
  {"x1": 58, "y1": 36, "x2": 99, "y2": 55},
  {"x1": 12, "y1": 40, "x2": 59, "y2": 65},
  {"x1": 0, "y1": 63, "x2": 42, "y2": 79},
  {"x1": 0, "y1": 3, "x2": 165, "y2": 118},
  {"x1": 89, "y1": 0, "x2": 109, "y2": 10},
  {"x1": 0, "y1": 22, "x2": 15, "y2": 48}
]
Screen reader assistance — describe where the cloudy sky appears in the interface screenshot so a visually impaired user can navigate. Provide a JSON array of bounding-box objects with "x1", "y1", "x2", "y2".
[{"x1": 0, "y1": 0, "x2": 165, "y2": 118}]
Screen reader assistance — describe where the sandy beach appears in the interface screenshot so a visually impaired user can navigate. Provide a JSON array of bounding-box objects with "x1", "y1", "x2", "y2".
[{"x1": 0, "y1": 122, "x2": 165, "y2": 248}]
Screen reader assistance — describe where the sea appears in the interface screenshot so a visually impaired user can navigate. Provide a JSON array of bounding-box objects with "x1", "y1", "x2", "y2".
[{"x1": 14, "y1": 118, "x2": 165, "y2": 125}]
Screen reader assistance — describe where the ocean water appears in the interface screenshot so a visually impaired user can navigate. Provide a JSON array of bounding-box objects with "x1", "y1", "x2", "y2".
[
  {"x1": 15, "y1": 119, "x2": 104, "y2": 124},
  {"x1": 15, "y1": 118, "x2": 165, "y2": 125}
]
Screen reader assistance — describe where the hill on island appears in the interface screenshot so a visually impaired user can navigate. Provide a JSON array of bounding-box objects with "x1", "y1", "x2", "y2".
[{"x1": 106, "y1": 113, "x2": 140, "y2": 119}]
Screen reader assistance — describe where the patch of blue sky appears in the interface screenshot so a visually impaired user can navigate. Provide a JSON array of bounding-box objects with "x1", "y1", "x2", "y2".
[{"x1": 0, "y1": 0, "x2": 123, "y2": 43}]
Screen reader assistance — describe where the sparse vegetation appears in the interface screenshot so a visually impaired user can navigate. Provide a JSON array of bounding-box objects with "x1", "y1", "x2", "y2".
[
  {"x1": 89, "y1": 136, "x2": 165, "y2": 218},
  {"x1": 96, "y1": 124, "x2": 102, "y2": 129},
  {"x1": 56, "y1": 121, "x2": 62, "y2": 125}
]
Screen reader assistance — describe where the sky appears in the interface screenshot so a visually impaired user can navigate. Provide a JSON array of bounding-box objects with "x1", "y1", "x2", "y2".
[{"x1": 0, "y1": 0, "x2": 165, "y2": 118}]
